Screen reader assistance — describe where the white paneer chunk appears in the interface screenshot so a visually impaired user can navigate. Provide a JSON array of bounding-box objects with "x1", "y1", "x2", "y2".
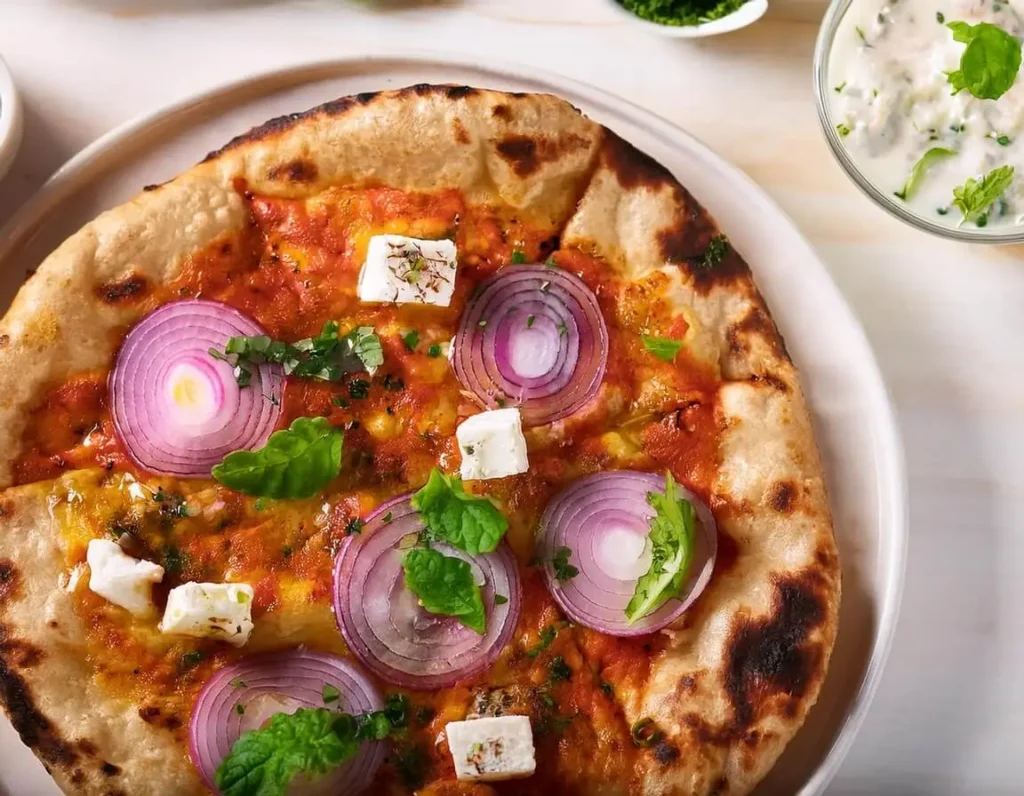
[
  {"x1": 358, "y1": 235, "x2": 457, "y2": 306},
  {"x1": 456, "y1": 408, "x2": 529, "y2": 481},
  {"x1": 86, "y1": 539, "x2": 164, "y2": 617},
  {"x1": 160, "y1": 582, "x2": 254, "y2": 647},
  {"x1": 446, "y1": 716, "x2": 536, "y2": 782}
]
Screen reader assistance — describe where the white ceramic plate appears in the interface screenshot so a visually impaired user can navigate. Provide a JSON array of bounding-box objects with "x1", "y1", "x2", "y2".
[
  {"x1": 0, "y1": 54, "x2": 905, "y2": 796},
  {"x1": 0, "y1": 54, "x2": 23, "y2": 184}
]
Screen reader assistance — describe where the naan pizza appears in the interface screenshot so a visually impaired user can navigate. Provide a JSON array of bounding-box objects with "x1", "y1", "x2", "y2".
[{"x1": 0, "y1": 85, "x2": 839, "y2": 796}]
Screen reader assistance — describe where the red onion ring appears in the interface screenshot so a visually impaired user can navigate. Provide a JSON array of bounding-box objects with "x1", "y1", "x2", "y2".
[
  {"x1": 452, "y1": 265, "x2": 608, "y2": 427},
  {"x1": 333, "y1": 495, "x2": 521, "y2": 690},
  {"x1": 110, "y1": 299, "x2": 283, "y2": 477},
  {"x1": 538, "y1": 471, "x2": 717, "y2": 637},
  {"x1": 188, "y1": 650, "x2": 384, "y2": 795}
]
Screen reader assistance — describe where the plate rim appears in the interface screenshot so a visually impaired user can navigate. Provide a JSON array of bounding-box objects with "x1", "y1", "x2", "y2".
[{"x1": 0, "y1": 50, "x2": 908, "y2": 796}]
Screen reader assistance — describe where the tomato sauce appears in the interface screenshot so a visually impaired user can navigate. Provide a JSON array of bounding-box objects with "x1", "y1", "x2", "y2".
[{"x1": 16, "y1": 184, "x2": 722, "y2": 793}]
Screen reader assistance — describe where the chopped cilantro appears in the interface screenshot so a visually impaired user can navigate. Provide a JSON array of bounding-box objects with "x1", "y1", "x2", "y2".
[
  {"x1": 348, "y1": 379, "x2": 370, "y2": 399},
  {"x1": 548, "y1": 656, "x2": 572, "y2": 682},
  {"x1": 427, "y1": 343, "x2": 442, "y2": 358},
  {"x1": 401, "y1": 330, "x2": 420, "y2": 351},
  {"x1": 511, "y1": 249, "x2": 527, "y2": 264},
  {"x1": 322, "y1": 683, "x2": 340, "y2": 704},
  {"x1": 551, "y1": 546, "x2": 579, "y2": 582},
  {"x1": 345, "y1": 517, "x2": 364, "y2": 536}
]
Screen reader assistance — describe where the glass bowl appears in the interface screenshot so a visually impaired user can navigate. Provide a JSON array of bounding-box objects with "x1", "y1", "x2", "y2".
[{"x1": 813, "y1": 0, "x2": 1024, "y2": 243}]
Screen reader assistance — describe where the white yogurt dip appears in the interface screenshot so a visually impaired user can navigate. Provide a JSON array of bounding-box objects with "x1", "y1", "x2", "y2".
[{"x1": 830, "y1": 0, "x2": 1024, "y2": 229}]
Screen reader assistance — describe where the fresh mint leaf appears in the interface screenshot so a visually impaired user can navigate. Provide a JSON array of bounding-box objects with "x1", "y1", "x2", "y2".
[
  {"x1": 894, "y1": 147, "x2": 956, "y2": 201},
  {"x1": 214, "y1": 708, "x2": 356, "y2": 796},
  {"x1": 215, "y1": 702, "x2": 403, "y2": 796},
  {"x1": 401, "y1": 546, "x2": 486, "y2": 634},
  {"x1": 212, "y1": 417, "x2": 343, "y2": 499},
  {"x1": 951, "y1": 165, "x2": 1015, "y2": 226},
  {"x1": 642, "y1": 335, "x2": 685, "y2": 362},
  {"x1": 410, "y1": 468, "x2": 508, "y2": 555},
  {"x1": 946, "y1": 21, "x2": 1021, "y2": 100},
  {"x1": 625, "y1": 472, "x2": 697, "y2": 623}
]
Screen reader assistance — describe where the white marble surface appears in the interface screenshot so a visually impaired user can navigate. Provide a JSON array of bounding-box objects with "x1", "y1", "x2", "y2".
[{"x1": 0, "y1": 1, "x2": 1022, "y2": 794}]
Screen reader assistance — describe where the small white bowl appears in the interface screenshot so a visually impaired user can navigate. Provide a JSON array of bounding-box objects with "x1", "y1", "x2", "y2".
[
  {"x1": 603, "y1": 0, "x2": 768, "y2": 37},
  {"x1": 0, "y1": 54, "x2": 24, "y2": 184}
]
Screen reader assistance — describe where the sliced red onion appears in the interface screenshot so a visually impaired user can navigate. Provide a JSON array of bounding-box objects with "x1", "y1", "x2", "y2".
[
  {"x1": 452, "y1": 265, "x2": 608, "y2": 426},
  {"x1": 188, "y1": 650, "x2": 384, "y2": 795},
  {"x1": 110, "y1": 299, "x2": 282, "y2": 477},
  {"x1": 538, "y1": 471, "x2": 717, "y2": 637},
  {"x1": 333, "y1": 495, "x2": 521, "y2": 690}
]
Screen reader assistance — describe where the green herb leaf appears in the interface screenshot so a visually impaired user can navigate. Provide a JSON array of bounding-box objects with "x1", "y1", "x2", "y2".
[
  {"x1": 494, "y1": 594, "x2": 508, "y2": 605},
  {"x1": 211, "y1": 322, "x2": 383, "y2": 387},
  {"x1": 348, "y1": 379, "x2": 370, "y2": 400},
  {"x1": 401, "y1": 330, "x2": 420, "y2": 352},
  {"x1": 346, "y1": 327, "x2": 384, "y2": 372},
  {"x1": 625, "y1": 472, "x2": 697, "y2": 624},
  {"x1": 894, "y1": 147, "x2": 956, "y2": 201},
  {"x1": 548, "y1": 656, "x2": 572, "y2": 682},
  {"x1": 401, "y1": 547, "x2": 486, "y2": 634},
  {"x1": 526, "y1": 624, "x2": 559, "y2": 658},
  {"x1": 427, "y1": 343, "x2": 442, "y2": 358},
  {"x1": 641, "y1": 335, "x2": 685, "y2": 362},
  {"x1": 700, "y1": 234, "x2": 729, "y2": 269},
  {"x1": 946, "y1": 21, "x2": 1022, "y2": 100},
  {"x1": 212, "y1": 417, "x2": 343, "y2": 499},
  {"x1": 322, "y1": 684, "x2": 340, "y2": 704},
  {"x1": 951, "y1": 165, "x2": 1016, "y2": 226},
  {"x1": 214, "y1": 705, "x2": 397, "y2": 796},
  {"x1": 619, "y1": 0, "x2": 747, "y2": 27},
  {"x1": 551, "y1": 546, "x2": 579, "y2": 582},
  {"x1": 410, "y1": 468, "x2": 509, "y2": 555},
  {"x1": 511, "y1": 249, "x2": 527, "y2": 264}
]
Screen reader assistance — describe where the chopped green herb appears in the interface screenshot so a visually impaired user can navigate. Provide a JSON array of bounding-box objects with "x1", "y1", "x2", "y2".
[
  {"x1": 937, "y1": 207, "x2": 950, "y2": 216},
  {"x1": 600, "y1": 680, "x2": 614, "y2": 697},
  {"x1": 526, "y1": 315, "x2": 536, "y2": 328},
  {"x1": 345, "y1": 517, "x2": 365, "y2": 536},
  {"x1": 322, "y1": 683, "x2": 340, "y2": 704},
  {"x1": 700, "y1": 234, "x2": 729, "y2": 269},
  {"x1": 557, "y1": 321, "x2": 568, "y2": 337},
  {"x1": 549, "y1": 656, "x2": 572, "y2": 682},
  {"x1": 383, "y1": 512, "x2": 393, "y2": 523},
  {"x1": 179, "y1": 650, "x2": 206, "y2": 672},
  {"x1": 836, "y1": 122, "x2": 852, "y2": 137},
  {"x1": 527, "y1": 625, "x2": 559, "y2": 658},
  {"x1": 401, "y1": 330, "x2": 420, "y2": 352},
  {"x1": 383, "y1": 374, "x2": 405, "y2": 392},
  {"x1": 495, "y1": 397, "x2": 506, "y2": 408},
  {"x1": 211, "y1": 322, "x2": 383, "y2": 387},
  {"x1": 332, "y1": 396, "x2": 350, "y2": 408},
  {"x1": 855, "y1": 25, "x2": 867, "y2": 43},
  {"x1": 998, "y1": 134, "x2": 1012, "y2": 146},
  {"x1": 230, "y1": 678, "x2": 248, "y2": 689},
  {"x1": 282, "y1": 546, "x2": 293, "y2": 558},
  {"x1": 619, "y1": 0, "x2": 749, "y2": 27},
  {"x1": 348, "y1": 379, "x2": 370, "y2": 399},
  {"x1": 511, "y1": 249, "x2": 527, "y2": 264},
  {"x1": 494, "y1": 594, "x2": 508, "y2": 605},
  {"x1": 631, "y1": 717, "x2": 663, "y2": 748},
  {"x1": 235, "y1": 703, "x2": 245, "y2": 716},
  {"x1": 545, "y1": 256, "x2": 558, "y2": 268},
  {"x1": 641, "y1": 335, "x2": 685, "y2": 362},
  {"x1": 551, "y1": 546, "x2": 579, "y2": 582},
  {"x1": 426, "y1": 344, "x2": 442, "y2": 358},
  {"x1": 414, "y1": 705, "x2": 435, "y2": 727},
  {"x1": 937, "y1": 10, "x2": 945, "y2": 22},
  {"x1": 834, "y1": 80, "x2": 847, "y2": 93},
  {"x1": 162, "y1": 545, "x2": 187, "y2": 575}
]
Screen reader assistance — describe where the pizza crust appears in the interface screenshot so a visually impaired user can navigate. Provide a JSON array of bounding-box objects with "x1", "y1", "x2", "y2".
[{"x1": 0, "y1": 86, "x2": 838, "y2": 796}]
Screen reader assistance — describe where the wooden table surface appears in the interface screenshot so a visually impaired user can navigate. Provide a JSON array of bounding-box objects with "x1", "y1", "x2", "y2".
[{"x1": 2, "y1": 1, "x2": 1023, "y2": 794}]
